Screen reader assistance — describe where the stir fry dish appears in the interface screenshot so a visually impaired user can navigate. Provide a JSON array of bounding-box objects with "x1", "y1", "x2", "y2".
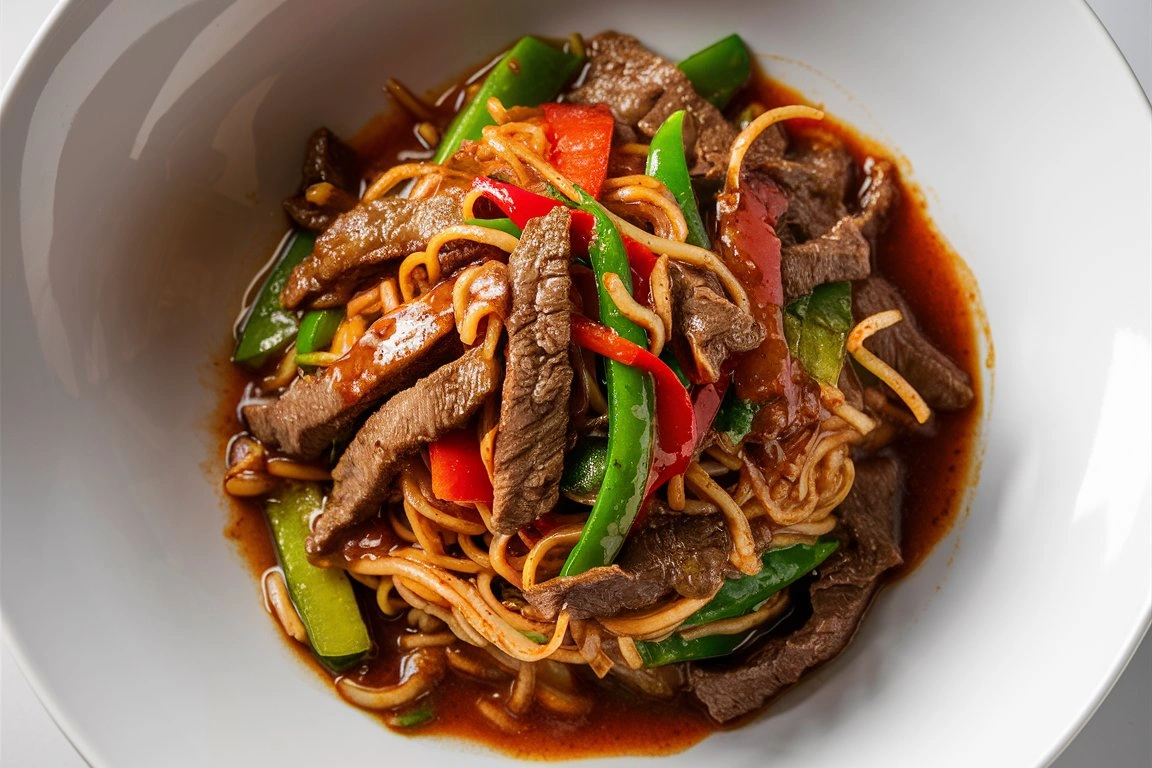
[{"x1": 222, "y1": 31, "x2": 979, "y2": 754}]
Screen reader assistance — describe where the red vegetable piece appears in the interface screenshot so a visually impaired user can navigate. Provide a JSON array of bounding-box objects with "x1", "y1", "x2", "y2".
[
  {"x1": 428, "y1": 428, "x2": 493, "y2": 503},
  {"x1": 570, "y1": 315, "x2": 696, "y2": 494},
  {"x1": 543, "y1": 103, "x2": 615, "y2": 198}
]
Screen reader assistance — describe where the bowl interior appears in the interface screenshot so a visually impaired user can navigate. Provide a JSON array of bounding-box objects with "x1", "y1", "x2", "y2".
[{"x1": 2, "y1": 1, "x2": 1149, "y2": 766}]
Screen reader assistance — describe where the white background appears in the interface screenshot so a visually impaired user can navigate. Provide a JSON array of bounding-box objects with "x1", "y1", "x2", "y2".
[{"x1": 1, "y1": 1, "x2": 1148, "y2": 765}]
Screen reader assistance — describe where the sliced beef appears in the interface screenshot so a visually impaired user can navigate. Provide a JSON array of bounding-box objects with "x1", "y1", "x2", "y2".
[
  {"x1": 668, "y1": 263, "x2": 765, "y2": 384},
  {"x1": 243, "y1": 279, "x2": 458, "y2": 459},
  {"x1": 568, "y1": 32, "x2": 741, "y2": 180},
  {"x1": 281, "y1": 195, "x2": 490, "y2": 309},
  {"x1": 307, "y1": 347, "x2": 501, "y2": 556},
  {"x1": 491, "y1": 208, "x2": 574, "y2": 534},
  {"x1": 853, "y1": 277, "x2": 974, "y2": 410},
  {"x1": 760, "y1": 135, "x2": 854, "y2": 249},
  {"x1": 688, "y1": 456, "x2": 904, "y2": 722},
  {"x1": 282, "y1": 128, "x2": 362, "y2": 232},
  {"x1": 780, "y1": 216, "x2": 871, "y2": 302},
  {"x1": 524, "y1": 514, "x2": 731, "y2": 620},
  {"x1": 854, "y1": 158, "x2": 897, "y2": 242}
]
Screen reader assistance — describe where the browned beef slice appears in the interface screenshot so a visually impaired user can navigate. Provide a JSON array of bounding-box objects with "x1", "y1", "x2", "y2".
[
  {"x1": 307, "y1": 347, "x2": 501, "y2": 556},
  {"x1": 760, "y1": 135, "x2": 854, "y2": 248},
  {"x1": 668, "y1": 262, "x2": 765, "y2": 383},
  {"x1": 854, "y1": 158, "x2": 897, "y2": 241},
  {"x1": 524, "y1": 514, "x2": 731, "y2": 620},
  {"x1": 283, "y1": 128, "x2": 362, "y2": 232},
  {"x1": 491, "y1": 208, "x2": 574, "y2": 533},
  {"x1": 688, "y1": 456, "x2": 904, "y2": 722},
  {"x1": 281, "y1": 195, "x2": 489, "y2": 309},
  {"x1": 780, "y1": 216, "x2": 871, "y2": 303},
  {"x1": 243, "y1": 280, "x2": 458, "y2": 459},
  {"x1": 567, "y1": 32, "x2": 738, "y2": 181},
  {"x1": 853, "y1": 277, "x2": 974, "y2": 410}
]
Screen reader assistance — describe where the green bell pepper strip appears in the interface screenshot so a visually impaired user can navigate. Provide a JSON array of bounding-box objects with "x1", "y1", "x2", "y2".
[
  {"x1": 783, "y1": 281, "x2": 853, "y2": 385},
  {"x1": 645, "y1": 110, "x2": 711, "y2": 249},
  {"x1": 560, "y1": 192, "x2": 655, "y2": 577},
  {"x1": 233, "y1": 231, "x2": 316, "y2": 369},
  {"x1": 433, "y1": 36, "x2": 583, "y2": 164},
  {"x1": 712, "y1": 387, "x2": 760, "y2": 446},
  {"x1": 265, "y1": 481, "x2": 371, "y2": 671},
  {"x1": 295, "y1": 308, "x2": 344, "y2": 360},
  {"x1": 636, "y1": 541, "x2": 839, "y2": 666},
  {"x1": 561, "y1": 436, "x2": 609, "y2": 496},
  {"x1": 464, "y1": 216, "x2": 523, "y2": 237},
  {"x1": 682, "y1": 541, "x2": 839, "y2": 627},
  {"x1": 678, "y1": 34, "x2": 752, "y2": 110},
  {"x1": 389, "y1": 703, "x2": 435, "y2": 728},
  {"x1": 636, "y1": 628, "x2": 755, "y2": 667}
]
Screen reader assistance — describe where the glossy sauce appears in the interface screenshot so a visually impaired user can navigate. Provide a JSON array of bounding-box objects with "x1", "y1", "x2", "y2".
[{"x1": 213, "y1": 55, "x2": 985, "y2": 760}]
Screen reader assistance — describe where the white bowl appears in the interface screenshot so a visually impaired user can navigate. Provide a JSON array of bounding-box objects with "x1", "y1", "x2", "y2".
[{"x1": 2, "y1": 1, "x2": 1149, "y2": 766}]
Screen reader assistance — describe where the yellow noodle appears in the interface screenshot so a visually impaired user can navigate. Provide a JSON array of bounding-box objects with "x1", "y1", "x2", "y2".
[
  {"x1": 458, "y1": 532, "x2": 492, "y2": 570},
  {"x1": 603, "y1": 210, "x2": 750, "y2": 312},
  {"x1": 388, "y1": 505, "x2": 419, "y2": 544},
  {"x1": 329, "y1": 314, "x2": 368, "y2": 355},
  {"x1": 304, "y1": 181, "x2": 337, "y2": 206},
  {"x1": 602, "y1": 185, "x2": 688, "y2": 242},
  {"x1": 389, "y1": 545, "x2": 483, "y2": 574},
  {"x1": 261, "y1": 344, "x2": 298, "y2": 390},
  {"x1": 667, "y1": 474, "x2": 686, "y2": 511},
  {"x1": 375, "y1": 577, "x2": 406, "y2": 617},
  {"x1": 507, "y1": 661, "x2": 537, "y2": 715},
  {"x1": 363, "y1": 162, "x2": 469, "y2": 202},
  {"x1": 461, "y1": 187, "x2": 485, "y2": 220},
  {"x1": 262, "y1": 568, "x2": 307, "y2": 643},
  {"x1": 349, "y1": 556, "x2": 571, "y2": 662},
  {"x1": 616, "y1": 636, "x2": 645, "y2": 671},
  {"x1": 521, "y1": 525, "x2": 584, "y2": 590},
  {"x1": 599, "y1": 597, "x2": 714, "y2": 642},
  {"x1": 488, "y1": 533, "x2": 525, "y2": 589},
  {"x1": 685, "y1": 462, "x2": 761, "y2": 576},
  {"x1": 475, "y1": 572, "x2": 554, "y2": 634},
  {"x1": 615, "y1": 142, "x2": 651, "y2": 156},
  {"x1": 677, "y1": 592, "x2": 789, "y2": 641},
  {"x1": 224, "y1": 472, "x2": 277, "y2": 498},
  {"x1": 603, "y1": 272, "x2": 665, "y2": 355},
  {"x1": 265, "y1": 458, "x2": 331, "y2": 482},
  {"x1": 704, "y1": 446, "x2": 744, "y2": 472},
  {"x1": 401, "y1": 469, "x2": 487, "y2": 535},
  {"x1": 847, "y1": 310, "x2": 932, "y2": 424},
  {"x1": 476, "y1": 698, "x2": 524, "y2": 733},
  {"x1": 399, "y1": 631, "x2": 456, "y2": 650},
  {"x1": 726, "y1": 105, "x2": 825, "y2": 194},
  {"x1": 649, "y1": 255, "x2": 674, "y2": 343},
  {"x1": 336, "y1": 648, "x2": 446, "y2": 710},
  {"x1": 385, "y1": 78, "x2": 434, "y2": 121}
]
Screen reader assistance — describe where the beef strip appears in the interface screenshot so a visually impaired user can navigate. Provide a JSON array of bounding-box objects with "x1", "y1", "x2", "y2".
[
  {"x1": 853, "y1": 277, "x2": 974, "y2": 409},
  {"x1": 854, "y1": 158, "x2": 897, "y2": 242},
  {"x1": 281, "y1": 195, "x2": 491, "y2": 310},
  {"x1": 688, "y1": 456, "x2": 904, "y2": 722},
  {"x1": 780, "y1": 215, "x2": 871, "y2": 303},
  {"x1": 524, "y1": 514, "x2": 731, "y2": 621},
  {"x1": 669, "y1": 262, "x2": 765, "y2": 384},
  {"x1": 282, "y1": 128, "x2": 362, "y2": 232},
  {"x1": 491, "y1": 208, "x2": 574, "y2": 534},
  {"x1": 760, "y1": 135, "x2": 854, "y2": 249},
  {"x1": 307, "y1": 347, "x2": 501, "y2": 556},
  {"x1": 568, "y1": 32, "x2": 743, "y2": 181},
  {"x1": 243, "y1": 279, "x2": 458, "y2": 459}
]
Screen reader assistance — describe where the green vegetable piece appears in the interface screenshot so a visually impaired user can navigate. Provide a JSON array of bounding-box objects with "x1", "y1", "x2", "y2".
[
  {"x1": 464, "y1": 217, "x2": 523, "y2": 237},
  {"x1": 433, "y1": 36, "x2": 583, "y2": 163},
  {"x1": 713, "y1": 387, "x2": 760, "y2": 446},
  {"x1": 646, "y1": 110, "x2": 710, "y2": 249},
  {"x1": 296, "y1": 309, "x2": 344, "y2": 359},
  {"x1": 561, "y1": 436, "x2": 609, "y2": 495},
  {"x1": 265, "y1": 482, "x2": 371, "y2": 671},
  {"x1": 636, "y1": 628, "x2": 756, "y2": 667},
  {"x1": 561, "y1": 191, "x2": 655, "y2": 576},
  {"x1": 786, "y1": 281, "x2": 852, "y2": 385},
  {"x1": 683, "y1": 541, "x2": 839, "y2": 627},
  {"x1": 678, "y1": 34, "x2": 752, "y2": 110},
  {"x1": 233, "y1": 231, "x2": 316, "y2": 369},
  {"x1": 390, "y1": 703, "x2": 435, "y2": 728},
  {"x1": 636, "y1": 541, "x2": 839, "y2": 666}
]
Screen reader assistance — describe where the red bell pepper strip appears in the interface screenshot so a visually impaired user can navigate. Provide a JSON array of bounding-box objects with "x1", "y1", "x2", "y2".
[
  {"x1": 570, "y1": 315, "x2": 696, "y2": 494},
  {"x1": 543, "y1": 103, "x2": 615, "y2": 198},
  {"x1": 472, "y1": 177, "x2": 658, "y2": 301},
  {"x1": 428, "y1": 428, "x2": 493, "y2": 503}
]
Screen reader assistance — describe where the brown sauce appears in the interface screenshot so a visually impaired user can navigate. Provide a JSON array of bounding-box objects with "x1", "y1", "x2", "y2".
[{"x1": 210, "y1": 50, "x2": 985, "y2": 760}]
